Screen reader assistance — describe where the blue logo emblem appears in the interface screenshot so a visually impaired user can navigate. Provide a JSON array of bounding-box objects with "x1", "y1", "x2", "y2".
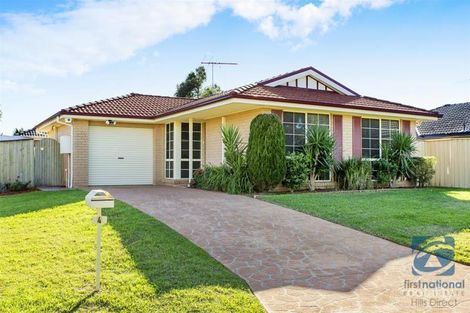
[{"x1": 411, "y1": 236, "x2": 455, "y2": 276}]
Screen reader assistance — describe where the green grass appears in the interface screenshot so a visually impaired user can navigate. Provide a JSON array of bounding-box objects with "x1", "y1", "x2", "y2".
[
  {"x1": 0, "y1": 190, "x2": 264, "y2": 313},
  {"x1": 260, "y1": 188, "x2": 470, "y2": 264}
]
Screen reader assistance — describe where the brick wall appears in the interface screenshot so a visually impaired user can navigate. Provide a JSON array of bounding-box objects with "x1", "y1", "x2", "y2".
[
  {"x1": 154, "y1": 124, "x2": 164, "y2": 183},
  {"x1": 72, "y1": 120, "x2": 89, "y2": 186},
  {"x1": 205, "y1": 117, "x2": 223, "y2": 165},
  {"x1": 225, "y1": 108, "x2": 271, "y2": 144},
  {"x1": 342, "y1": 115, "x2": 353, "y2": 159}
]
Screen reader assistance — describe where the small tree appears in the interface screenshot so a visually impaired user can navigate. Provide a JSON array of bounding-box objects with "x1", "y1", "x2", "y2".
[
  {"x1": 390, "y1": 132, "x2": 416, "y2": 180},
  {"x1": 246, "y1": 114, "x2": 286, "y2": 192},
  {"x1": 201, "y1": 84, "x2": 222, "y2": 97},
  {"x1": 175, "y1": 66, "x2": 207, "y2": 98},
  {"x1": 220, "y1": 125, "x2": 253, "y2": 194},
  {"x1": 304, "y1": 126, "x2": 335, "y2": 191}
]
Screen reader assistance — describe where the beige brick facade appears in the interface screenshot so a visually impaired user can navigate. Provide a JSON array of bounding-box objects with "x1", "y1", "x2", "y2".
[
  {"x1": 204, "y1": 117, "x2": 223, "y2": 165},
  {"x1": 154, "y1": 124, "x2": 164, "y2": 184},
  {"x1": 204, "y1": 108, "x2": 272, "y2": 165},
  {"x1": 72, "y1": 120, "x2": 89, "y2": 186},
  {"x1": 342, "y1": 115, "x2": 353, "y2": 159},
  {"x1": 225, "y1": 108, "x2": 272, "y2": 144}
]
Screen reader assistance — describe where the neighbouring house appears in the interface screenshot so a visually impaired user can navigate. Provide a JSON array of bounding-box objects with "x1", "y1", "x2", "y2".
[
  {"x1": 34, "y1": 66, "x2": 439, "y2": 187},
  {"x1": 417, "y1": 102, "x2": 470, "y2": 188},
  {"x1": 17, "y1": 129, "x2": 49, "y2": 140}
]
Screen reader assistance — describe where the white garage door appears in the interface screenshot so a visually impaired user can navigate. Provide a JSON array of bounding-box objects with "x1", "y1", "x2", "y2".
[{"x1": 89, "y1": 126, "x2": 153, "y2": 185}]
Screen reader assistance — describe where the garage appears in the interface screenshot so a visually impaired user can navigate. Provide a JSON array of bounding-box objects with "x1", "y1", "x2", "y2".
[{"x1": 89, "y1": 126, "x2": 153, "y2": 185}]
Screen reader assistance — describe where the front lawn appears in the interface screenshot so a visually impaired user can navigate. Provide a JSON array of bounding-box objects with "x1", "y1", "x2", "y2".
[
  {"x1": 260, "y1": 188, "x2": 470, "y2": 264},
  {"x1": 0, "y1": 190, "x2": 264, "y2": 313}
]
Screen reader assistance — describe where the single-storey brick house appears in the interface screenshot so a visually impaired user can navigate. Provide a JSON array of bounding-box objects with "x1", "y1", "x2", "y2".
[{"x1": 35, "y1": 66, "x2": 439, "y2": 187}]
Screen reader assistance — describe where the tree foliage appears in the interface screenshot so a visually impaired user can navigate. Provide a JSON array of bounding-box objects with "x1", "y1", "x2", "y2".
[
  {"x1": 13, "y1": 128, "x2": 25, "y2": 136},
  {"x1": 283, "y1": 152, "x2": 310, "y2": 192},
  {"x1": 175, "y1": 66, "x2": 207, "y2": 98},
  {"x1": 389, "y1": 132, "x2": 416, "y2": 179},
  {"x1": 201, "y1": 84, "x2": 221, "y2": 97},
  {"x1": 335, "y1": 158, "x2": 373, "y2": 190},
  {"x1": 246, "y1": 114, "x2": 286, "y2": 192},
  {"x1": 304, "y1": 126, "x2": 335, "y2": 191}
]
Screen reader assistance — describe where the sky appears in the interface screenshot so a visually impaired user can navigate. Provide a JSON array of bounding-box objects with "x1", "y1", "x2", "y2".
[{"x1": 0, "y1": 0, "x2": 469, "y2": 134}]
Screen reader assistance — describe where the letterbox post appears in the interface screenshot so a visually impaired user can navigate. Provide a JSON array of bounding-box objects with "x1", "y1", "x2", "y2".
[
  {"x1": 96, "y1": 207, "x2": 102, "y2": 291},
  {"x1": 85, "y1": 190, "x2": 114, "y2": 292}
]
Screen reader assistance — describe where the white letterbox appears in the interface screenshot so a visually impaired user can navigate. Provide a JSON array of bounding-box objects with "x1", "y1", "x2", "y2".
[{"x1": 85, "y1": 190, "x2": 114, "y2": 209}]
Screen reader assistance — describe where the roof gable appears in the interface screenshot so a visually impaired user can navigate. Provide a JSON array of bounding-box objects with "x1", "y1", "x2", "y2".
[{"x1": 258, "y1": 66, "x2": 359, "y2": 96}]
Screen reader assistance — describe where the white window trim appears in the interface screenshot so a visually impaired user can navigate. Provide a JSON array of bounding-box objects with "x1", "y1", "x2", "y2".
[
  {"x1": 165, "y1": 123, "x2": 174, "y2": 179},
  {"x1": 180, "y1": 122, "x2": 202, "y2": 179},
  {"x1": 361, "y1": 118, "x2": 401, "y2": 161},
  {"x1": 283, "y1": 111, "x2": 333, "y2": 182}
]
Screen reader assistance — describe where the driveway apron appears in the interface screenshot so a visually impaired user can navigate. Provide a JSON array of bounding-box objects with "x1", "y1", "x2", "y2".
[{"x1": 106, "y1": 186, "x2": 470, "y2": 313}]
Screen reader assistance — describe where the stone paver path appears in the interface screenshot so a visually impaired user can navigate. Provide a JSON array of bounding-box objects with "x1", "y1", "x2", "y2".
[{"x1": 107, "y1": 186, "x2": 470, "y2": 313}]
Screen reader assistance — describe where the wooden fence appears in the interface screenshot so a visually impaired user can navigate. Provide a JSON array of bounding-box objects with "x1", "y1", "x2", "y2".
[
  {"x1": 421, "y1": 137, "x2": 470, "y2": 188},
  {"x1": 0, "y1": 139, "x2": 34, "y2": 185},
  {"x1": 0, "y1": 138, "x2": 64, "y2": 187}
]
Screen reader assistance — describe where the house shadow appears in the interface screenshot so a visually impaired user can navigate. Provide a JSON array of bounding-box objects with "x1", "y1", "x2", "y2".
[{"x1": 105, "y1": 202, "x2": 254, "y2": 297}]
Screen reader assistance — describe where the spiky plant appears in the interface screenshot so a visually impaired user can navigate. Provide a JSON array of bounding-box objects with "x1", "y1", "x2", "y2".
[
  {"x1": 304, "y1": 125, "x2": 335, "y2": 191},
  {"x1": 390, "y1": 132, "x2": 417, "y2": 179}
]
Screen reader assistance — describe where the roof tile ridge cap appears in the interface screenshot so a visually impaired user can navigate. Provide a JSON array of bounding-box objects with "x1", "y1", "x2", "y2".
[
  {"x1": 361, "y1": 95, "x2": 429, "y2": 111},
  {"x1": 131, "y1": 92, "x2": 193, "y2": 100},
  {"x1": 231, "y1": 83, "x2": 258, "y2": 94},
  {"x1": 257, "y1": 66, "x2": 313, "y2": 85},
  {"x1": 65, "y1": 93, "x2": 137, "y2": 111}
]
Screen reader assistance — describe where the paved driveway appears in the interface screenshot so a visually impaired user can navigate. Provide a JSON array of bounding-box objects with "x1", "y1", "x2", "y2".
[{"x1": 107, "y1": 186, "x2": 470, "y2": 313}]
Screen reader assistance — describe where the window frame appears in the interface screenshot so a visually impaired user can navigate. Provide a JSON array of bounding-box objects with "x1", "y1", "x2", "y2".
[
  {"x1": 361, "y1": 118, "x2": 400, "y2": 160},
  {"x1": 180, "y1": 122, "x2": 202, "y2": 179},
  {"x1": 165, "y1": 123, "x2": 174, "y2": 179},
  {"x1": 282, "y1": 111, "x2": 332, "y2": 182}
]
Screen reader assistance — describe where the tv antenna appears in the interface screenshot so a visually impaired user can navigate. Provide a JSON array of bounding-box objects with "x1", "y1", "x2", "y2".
[{"x1": 201, "y1": 61, "x2": 238, "y2": 87}]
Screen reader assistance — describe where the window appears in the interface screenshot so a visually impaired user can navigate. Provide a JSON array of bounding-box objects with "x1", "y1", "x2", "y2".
[
  {"x1": 283, "y1": 112, "x2": 305, "y2": 153},
  {"x1": 165, "y1": 123, "x2": 174, "y2": 178},
  {"x1": 283, "y1": 112, "x2": 330, "y2": 153},
  {"x1": 181, "y1": 122, "x2": 202, "y2": 178},
  {"x1": 283, "y1": 112, "x2": 331, "y2": 180},
  {"x1": 361, "y1": 118, "x2": 399, "y2": 159},
  {"x1": 307, "y1": 113, "x2": 330, "y2": 131},
  {"x1": 381, "y1": 119, "x2": 399, "y2": 146}
]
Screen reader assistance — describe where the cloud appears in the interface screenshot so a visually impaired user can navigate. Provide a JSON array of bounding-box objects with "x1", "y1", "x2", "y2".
[{"x1": 0, "y1": 0, "x2": 399, "y2": 81}]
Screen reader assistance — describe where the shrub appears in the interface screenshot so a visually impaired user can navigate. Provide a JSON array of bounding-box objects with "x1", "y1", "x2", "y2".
[
  {"x1": 221, "y1": 125, "x2": 253, "y2": 194},
  {"x1": 390, "y1": 132, "x2": 416, "y2": 179},
  {"x1": 247, "y1": 114, "x2": 286, "y2": 192},
  {"x1": 335, "y1": 158, "x2": 372, "y2": 190},
  {"x1": 374, "y1": 159, "x2": 397, "y2": 187},
  {"x1": 1, "y1": 179, "x2": 31, "y2": 192},
  {"x1": 192, "y1": 164, "x2": 231, "y2": 192},
  {"x1": 283, "y1": 152, "x2": 310, "y2": 192},
  {"x1": 304, "y1": 126, "x2": 335, "y2": 191},
  {"x1": 373, "y1": 144, "x2": 398, "y2": 187},
  {"x1": 411, "y1": 156, "x2": 436, "y2": 187},
  {"x1": 192, "y1": 125, "x2": 253, "y2": 194}
]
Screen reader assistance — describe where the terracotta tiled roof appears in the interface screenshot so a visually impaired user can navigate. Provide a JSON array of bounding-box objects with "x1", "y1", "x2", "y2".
[
  {"x1": 61, "y1": 93, "x2": 192, "y2": 118},
  {"x1": 417, "y1": 102, "x2": 470, "y2": 137},
  {"x1": 159, "y1": 85, "x2": 439, "y2": 118},
  {"x1": 36, "y1": 68, "x2": 439, "y2": 128}
]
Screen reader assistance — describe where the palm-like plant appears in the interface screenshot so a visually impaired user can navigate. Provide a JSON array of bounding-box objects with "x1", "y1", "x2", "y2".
[
  {"x1": 220, "y1": 125, "x2": 253, "y2": 194},
  {"x1": 304, "y1": 126, "x2": 335, "y2": 191},
  {"x1": 390, "y1": 132, "x2": 416, "y2": 179}
]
